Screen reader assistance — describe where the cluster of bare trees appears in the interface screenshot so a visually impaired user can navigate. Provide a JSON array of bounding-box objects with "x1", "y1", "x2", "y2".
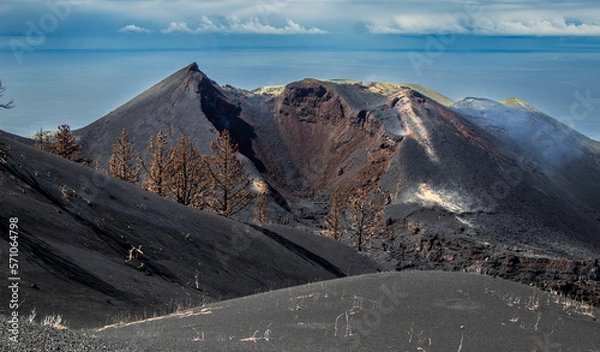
[
  {"x1": 31, "y1": 122, "x2": 263, "y2": 219},
  {"x1": 321, "y1": 188, "x2": 387, "y2": 252},
  {"x1": 130, "y1": 129, "x2": 257, "y2": 218}
]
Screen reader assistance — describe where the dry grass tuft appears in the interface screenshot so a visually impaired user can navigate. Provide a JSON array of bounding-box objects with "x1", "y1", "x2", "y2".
[{"x1": 41, "y1": 315, "x2": 68, "y2": 330}]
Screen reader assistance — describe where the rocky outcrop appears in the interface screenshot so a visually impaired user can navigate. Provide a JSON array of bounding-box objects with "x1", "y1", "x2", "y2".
[
  {"x1": 244, "y1": 79, "x2": 398, "y2": 196},
  {"x1": 390, "y1": 223, "x2": 600, "y2": 306}
]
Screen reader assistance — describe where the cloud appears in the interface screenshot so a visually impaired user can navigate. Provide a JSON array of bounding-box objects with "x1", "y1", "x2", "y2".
[
  {"x1": 226, "y1": 18, "x2": 327, "y2": 35},
  {"x1": 368, "y1": 14, "x2": 471, "y2": 35},
  {"x1": 118, "y1": 24, "x2": 152, "y2": 33},
  {"x1": 482, "y1": 18, "x2": 600, "y2": 36},
  {"x1": 366, "y1": 6, "x2": 600, "y2": 36},
  {"x1": 197, "y1": 16, "x2": 221, "y2": 32},
  {"x1": 368, "y1": 16, "x2": 600, "y2": 36},
  {"x1": 159, "y1": 17, "x2": 327, "y2": 35},
  {"x1": 161, "y1": 21, "x2": 194, "y2": 34}
]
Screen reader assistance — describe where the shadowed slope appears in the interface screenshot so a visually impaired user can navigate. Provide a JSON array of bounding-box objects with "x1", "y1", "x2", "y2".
[{"x1": 0, "y1": 134, "x2": 381, "y2": 328}]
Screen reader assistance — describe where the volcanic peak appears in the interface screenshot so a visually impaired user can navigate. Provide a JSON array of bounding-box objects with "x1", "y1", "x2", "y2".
[{"x1": 187, "y1": 61, "x2": 201, "y2": 73}]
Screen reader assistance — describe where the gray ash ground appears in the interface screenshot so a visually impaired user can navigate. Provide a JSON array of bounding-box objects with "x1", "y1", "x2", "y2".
[
  {"x1": 0, "y1": 316, "x2": 138, "y2": 352},
  {"x1": 93, "y1": 271, "x2": 600, "y2": 352}
]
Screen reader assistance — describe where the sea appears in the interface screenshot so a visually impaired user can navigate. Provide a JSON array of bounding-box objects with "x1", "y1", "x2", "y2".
[{"x1": 1, "y1": 48, "x2": 599, "y2": 140}]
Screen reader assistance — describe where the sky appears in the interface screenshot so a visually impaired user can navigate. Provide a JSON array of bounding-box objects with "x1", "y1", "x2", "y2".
[
  {"x1": 1, "y1": 0, "x2": 600, "y2": 50},
  {"x1": 0, "y1": 0, "x2": 599, "y2": 139}
]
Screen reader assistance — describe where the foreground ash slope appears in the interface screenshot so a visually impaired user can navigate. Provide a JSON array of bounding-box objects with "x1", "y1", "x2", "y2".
[
  {"x1": 0, "y1": 135, "x2": 380, "y2": 329},
  {"x1": 96, "y1": 271, "x2": 600, "y2": 352}
]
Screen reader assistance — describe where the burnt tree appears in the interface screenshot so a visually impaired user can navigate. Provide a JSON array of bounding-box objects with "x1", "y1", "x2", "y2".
[
  {"x1": 204, "y1": 130, "x2": 255, "y2": 217},
  {"x1": 347, "y1": 188, "x2": 384, "y2": 252},
  {"x1": 253, "y1": 192, "x2": 269, "y2": 223},
  {"x1": 322, "y1": 188, "x2": 345, "y2": 241},
  {"x1": 140, "y1": 130, "x2": 169, "y2": 197},
  {"x1": 51, "y1": 124, "x2": 80, "y2": 161},
  {"x1": 0, "y1": 80, "x2": 14, "y2": 110},
  {"x1": 165, "y1": 135, "x2": 207, "y2": 207},
  {"x1": 109, "y1": 128, "x2": 140, "y2": 183}
]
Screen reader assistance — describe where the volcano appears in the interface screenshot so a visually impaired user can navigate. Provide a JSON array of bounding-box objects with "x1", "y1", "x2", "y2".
[
  {"x1": 75, "y1": 63, "x2": 600, "y2": 252},
  {"x1": 71, "y1": 63, "x2": 600, "y2": 301}
]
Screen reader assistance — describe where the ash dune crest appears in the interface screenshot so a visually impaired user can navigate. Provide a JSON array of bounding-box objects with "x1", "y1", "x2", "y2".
[{"x1": 95, "y1": 271, "x2": 600, "y2": 352}]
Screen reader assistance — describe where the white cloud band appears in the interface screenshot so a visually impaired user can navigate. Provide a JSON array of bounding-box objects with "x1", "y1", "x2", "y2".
[
  {"x1": 118, "y1": 24, "x2": 153, "y2": 33},
  {"x1": 149, "y1": 17, "x2": 327, "y2": 35},
  {"x1": 368, "y1": 14, "x2": 600, "y2": 36}
]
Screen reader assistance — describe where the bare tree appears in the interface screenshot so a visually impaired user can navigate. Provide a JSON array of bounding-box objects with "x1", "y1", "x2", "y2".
[
  {"x1": 321, "y1": 189, "x2": 345, "y2": 241},
  {"x1": 253, "y1": 192, "x2": 269, "y2": 223},
  {"x1": 165, "y1": 135, "x2": 207, "y2": 206},
  {"x1": 109, "y1": 128, "x2": 140, "y2": 183},
  {"x1": 34, "y1": 128, "x2": 51, "y2": 151},
  {"x1": 347, "y1": 188, "x2": 384, "y2": 252},
  {"x1": 204, "y1": 130, "x2": 255, "y2": 217},
  {"x1": 0, "y1": 80, "x2": 14, "y2": 110},
  {"x1": 140, "y1": 130, "x2": 169, "y2": 197},
  {"x1": 51, "y1": 124, "x2": 80, "y2": 161},
  {"x1": 0, "y1": 82, "x2": 12, "y2": 163},
  {"x1": 190, "y1": 168, "x2": 212, "y2": 210}
]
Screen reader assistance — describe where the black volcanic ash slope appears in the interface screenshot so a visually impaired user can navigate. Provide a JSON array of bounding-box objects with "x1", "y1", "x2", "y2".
[{"x1": 0, "y1": 134, "x2": 381, "y2": 329}]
